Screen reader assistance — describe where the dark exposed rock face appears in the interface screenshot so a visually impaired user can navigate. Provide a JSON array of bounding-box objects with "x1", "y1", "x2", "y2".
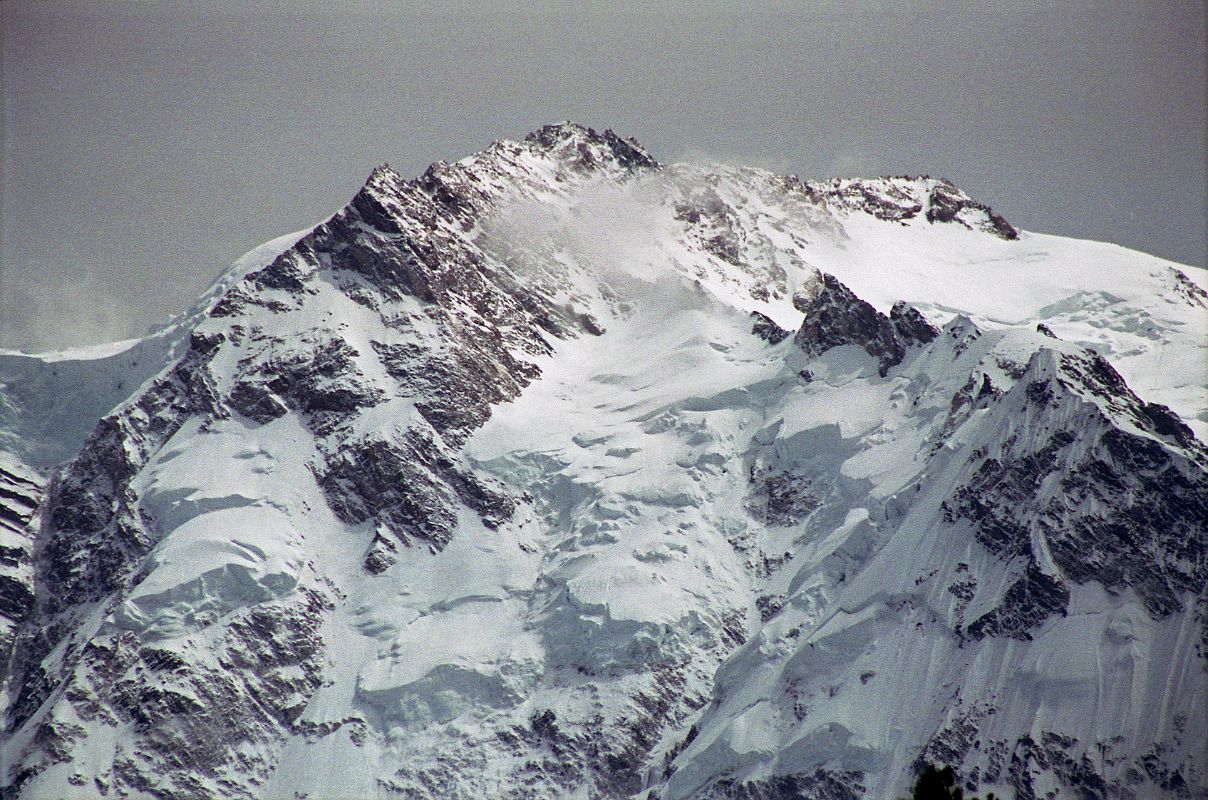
[
  {"x1": 525, "y1": 123, "x2": 660, "y2": 172},
  {"x1": 889, "y1": 301, "x2": 939, "y2": 345},
  {"x1": 370, "y1": 327, "x2": 540, "y2": 444},
  {"x1": 946, "y1": 347, "x2": 1208, "y2": 641},
  {"x1": 1055, "y1": 428, "x2": 1207, "y2": 616},
  {"x1": 1057, "y1": 350, "x2": 1201, "y2": 451},
  {"x1": 922, "y1": 723, "x2": 1174, "y2": 800},
  {"x1": 802, "y1": 176, "x2": 1018, "y2": 239},
  {"x1": 376, "y1": 665, "x2": 712, "y2": 800},
  {"x1": 697, "y1": 769, "x2": 865, "y2": 800},
  {"x1": 749, "y1": 312, "x2": 791, "y2": 345},
  {"x1": 745, "y1": 463, "x2": 820, "y2": 527},
  {"x1": 924, "y1": 181, "x2": 1020, "y2": 239},
  {"x1": 0, "y1": 457, "x2": 40, "y2": 668},
  {"x1": 674, "y1": 196, "x2": 746, "y2": 270},
  {"x1": 61, "y1": 590, "x2": 328, "y2": 800},
  {"x1": 794, "y1": 274, "x2": 934, "y2": 376},
  {"x1": 317, "y1": 426, "x2": 514, "y2": 550},
  {"x1": 229, "y1": 336, "x2": 385, "y2": 431},
  {"x1": 794, "y1": 274, "x2": 900, "y2": 373},
  {"x1": 1004, "y1": 733, "x2": 1111, "y2": 800},
  {"x1": 1171, "y1": 267, "x2": 1208, "y2": 308},
  {"x1": 0, "y1": 572, "x2": 30, "y2": 634},
  {"x1": 965, "y1": 561, "x2": 1071, "y2": 641}
]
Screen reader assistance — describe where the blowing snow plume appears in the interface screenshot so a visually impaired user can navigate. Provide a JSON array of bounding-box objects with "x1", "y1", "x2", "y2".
[{"x1": 479, "y1": 172, "x2": 680, "y2": 284}]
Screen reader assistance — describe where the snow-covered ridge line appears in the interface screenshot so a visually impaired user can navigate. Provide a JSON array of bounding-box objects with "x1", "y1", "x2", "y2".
[{"x1": 799, "y1": 173, "x2": 1020, "y2": 240}]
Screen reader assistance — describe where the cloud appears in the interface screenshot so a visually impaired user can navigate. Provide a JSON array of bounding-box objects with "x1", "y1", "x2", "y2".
[
  {"x1": 674, "y1": 148, "x2": 792, "y2": 176},
  {"x1": 0, "y1": 275, "x2": 142, "y2": 354},
  {"x1": 478, "y1": 172, "x2": 682, "y2": 288},
  {"x1": 821, "y1": 147, "x2": 880, "y2": 181}
]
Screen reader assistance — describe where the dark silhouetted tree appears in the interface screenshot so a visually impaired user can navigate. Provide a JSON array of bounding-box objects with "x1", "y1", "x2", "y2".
[
  {"x1": 913, "y1": 764, "x2": 962, "y2": 800},
  {"x1": 907, "y1": 763, "x2": 996, "y2": 800}
]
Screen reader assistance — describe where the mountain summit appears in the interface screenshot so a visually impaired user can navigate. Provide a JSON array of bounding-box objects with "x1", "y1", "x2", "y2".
[{"x1": 1, "y1": 124, "x2": 1205, "y2": 800}]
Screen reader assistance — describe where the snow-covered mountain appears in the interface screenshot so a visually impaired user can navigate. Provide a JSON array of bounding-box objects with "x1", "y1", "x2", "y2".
[{"x1": 1, "y1": 122, "x2": 1205, "y2": 800}]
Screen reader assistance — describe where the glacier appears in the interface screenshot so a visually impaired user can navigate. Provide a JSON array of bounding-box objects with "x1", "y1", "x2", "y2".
[{"x1": 0, "y1": 123, "x2": 1204, "y2": 799}]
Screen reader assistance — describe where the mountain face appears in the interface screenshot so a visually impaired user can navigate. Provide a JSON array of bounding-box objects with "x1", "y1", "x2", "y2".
[{"x1": 1, "y1": 122, "x2": 1205, "y2": 800}]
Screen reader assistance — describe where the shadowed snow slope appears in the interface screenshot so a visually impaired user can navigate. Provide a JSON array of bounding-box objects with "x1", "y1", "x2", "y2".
[{"x1": 1, "y1": 123, "x2": 1205, "y2": 800}]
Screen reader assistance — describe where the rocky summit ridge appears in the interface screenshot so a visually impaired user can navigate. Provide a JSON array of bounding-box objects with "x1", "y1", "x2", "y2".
[{"x1": 0, "y1": 122, "x2": 1205, "y2": 800}]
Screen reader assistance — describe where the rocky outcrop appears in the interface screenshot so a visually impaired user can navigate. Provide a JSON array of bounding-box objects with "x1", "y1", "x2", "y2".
[
  {"x1": 318, "y1": 425, "x2": 514, "y2": 552},
  {"x1": 693, "y1": 769, "x2": 865, "y2": 800},
  {"x1": 924, "y1": 180, "x2": 1019, "y2": 240},
  {"x1": 525, "y1": 123, "x2": 660, "y2": 172},
  {"x1": 794, "y1": 274, "x2": 935, "y2": 375},
  {"x1": 946, "y1": 347, "x2": 1208, "y2": 642},
  {"x1": 745, "y1": 463, "x2": 820, "y2": 527},
  {"x1": 230, "y1": 335, "x2": 385, "y2": 430},
  {"x1": 0, "y1": 455, "x2": 39, "y2": 670},
  {"x1": 803, "y1": 176, "x2": 1019, "y2": 239},
  {"x1": 749, "y1": 312, "x2": 791, "y2": 345},
  {"x1": 889, "y1": 300, "x2": 939, "y2": 345}
]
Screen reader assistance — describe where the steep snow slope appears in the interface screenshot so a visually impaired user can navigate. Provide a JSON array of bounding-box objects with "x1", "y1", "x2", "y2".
[{"x1": 1, "y1": 123, "x2": 1204, "y2": 800}]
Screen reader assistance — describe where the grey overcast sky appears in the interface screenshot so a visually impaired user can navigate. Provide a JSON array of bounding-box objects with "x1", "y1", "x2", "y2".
[{"x1": 2, "y1": 1, "x2": 1205, "y2": 351}]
